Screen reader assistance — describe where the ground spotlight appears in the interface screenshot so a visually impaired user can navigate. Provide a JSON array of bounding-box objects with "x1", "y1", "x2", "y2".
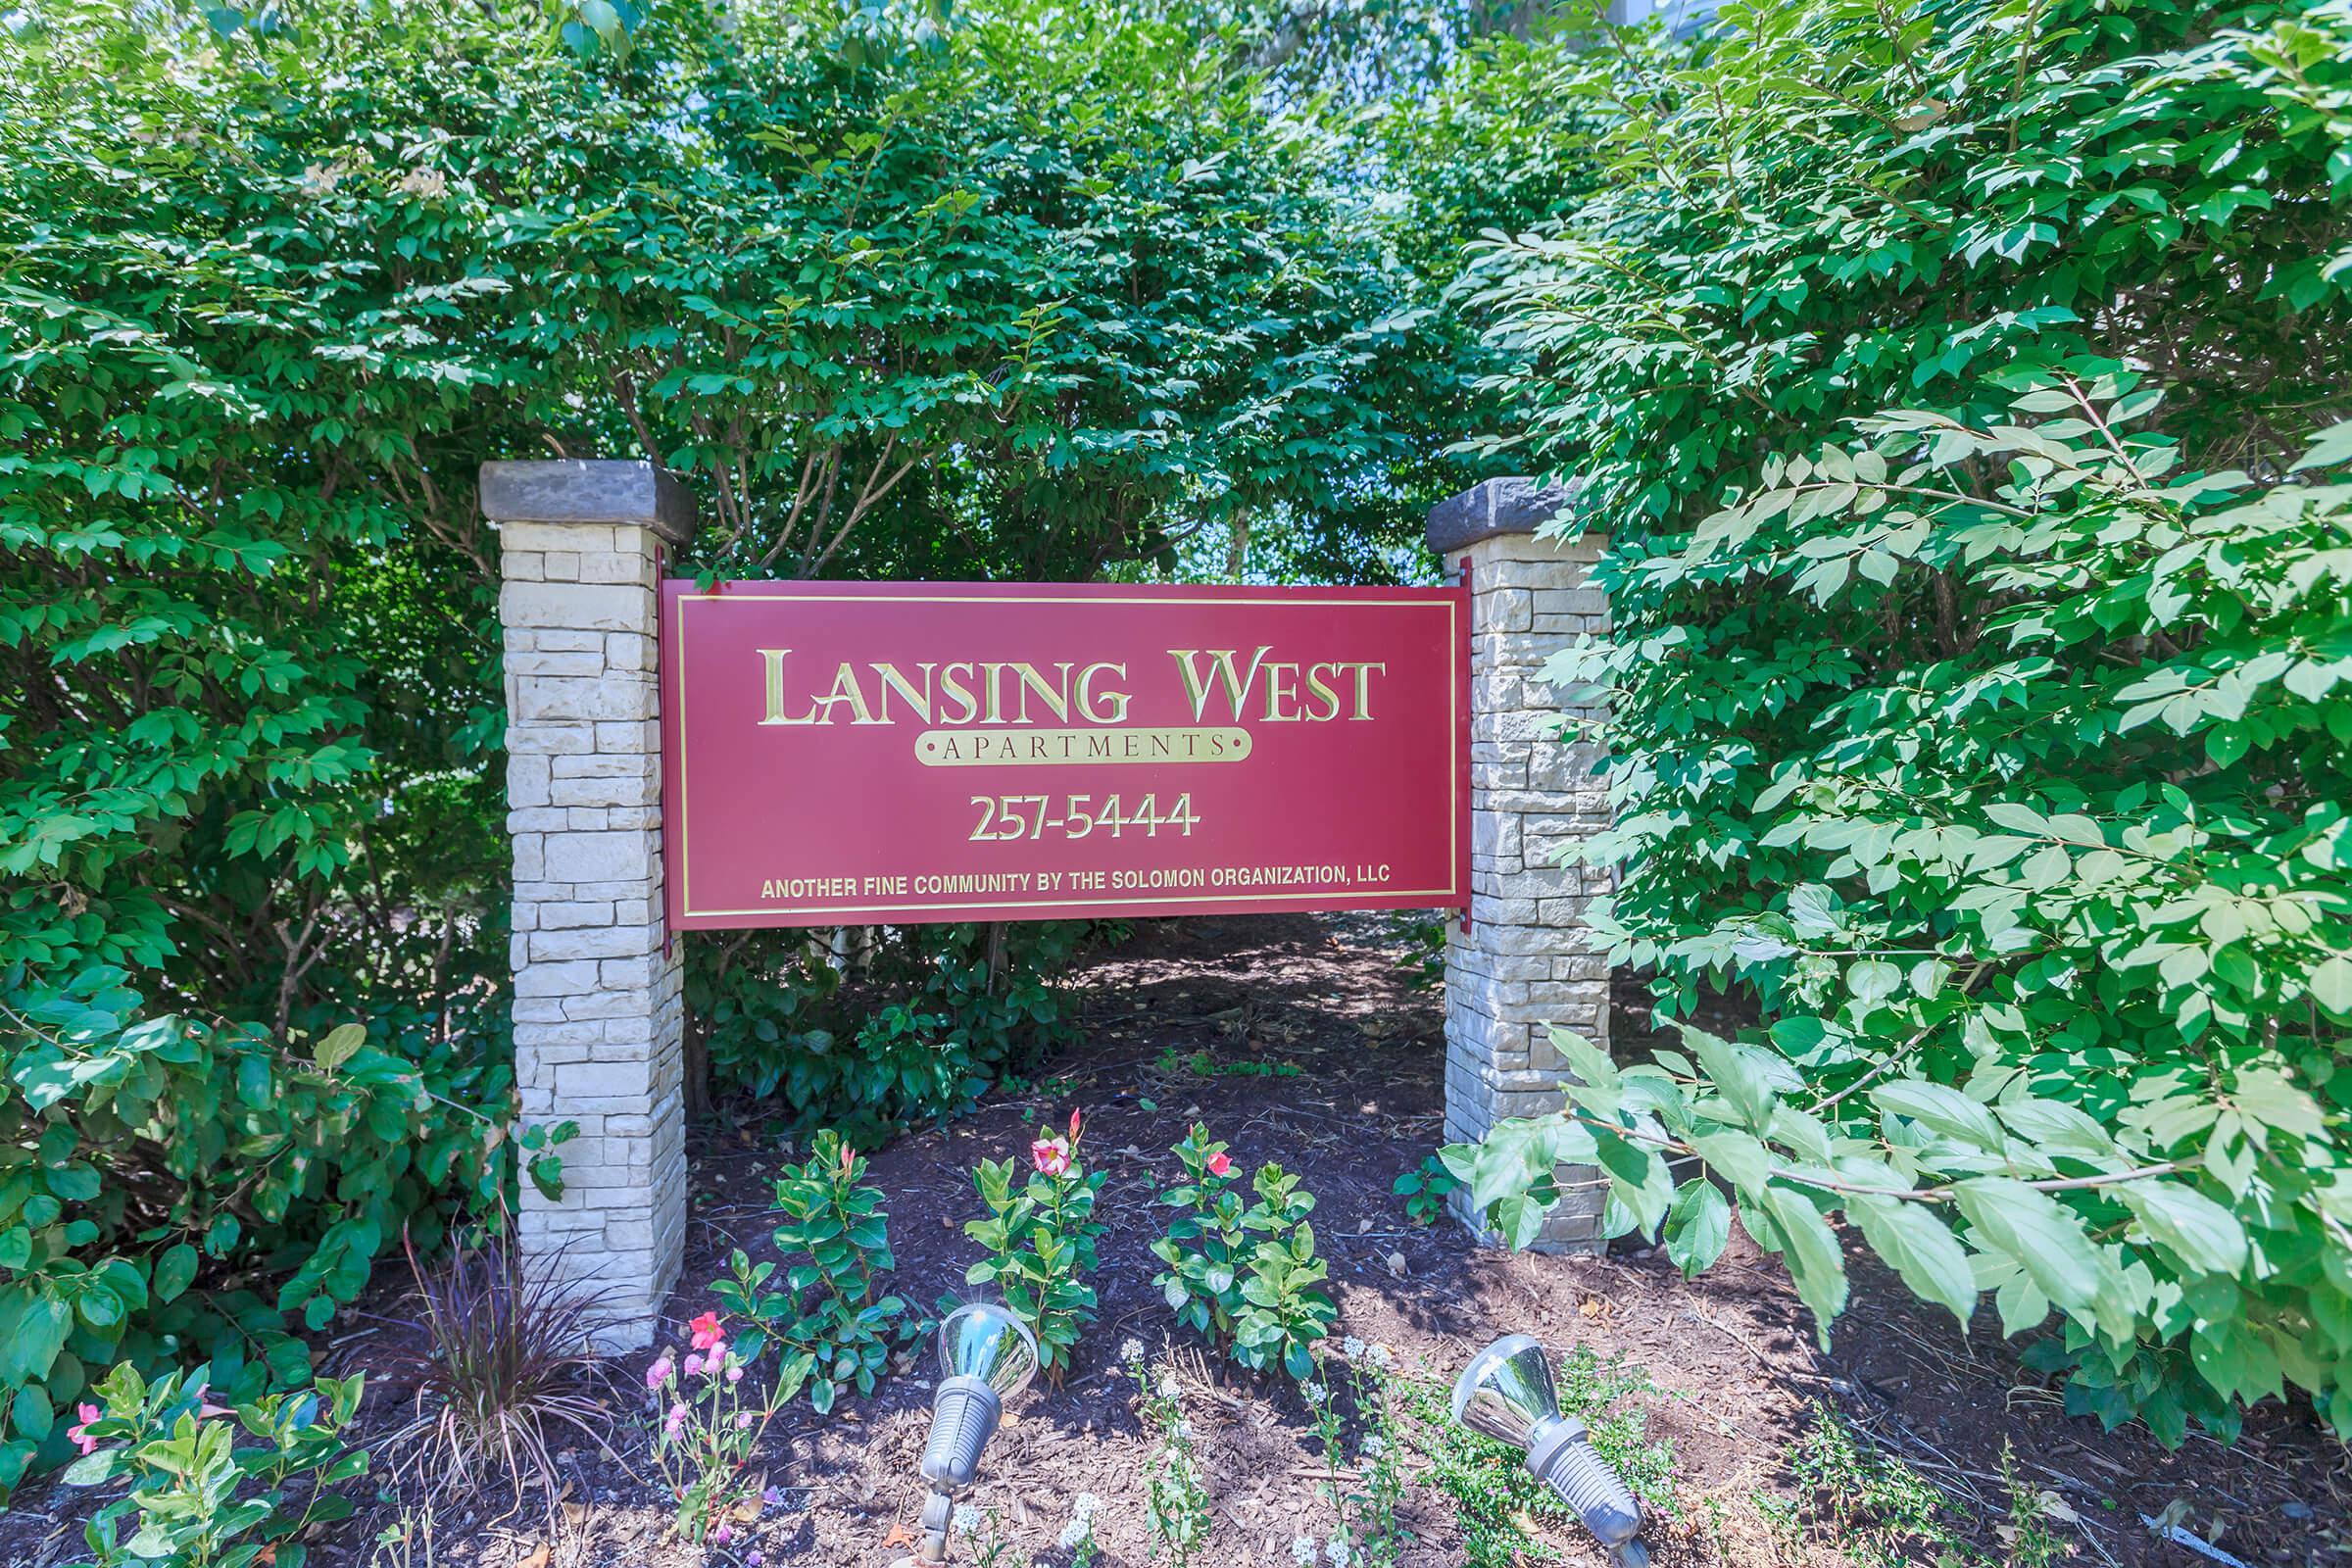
[
  {"x1": 1452, "y1": 1333, "x2": 1648, "y2": 1566},
  {"x1": 912, "y1": 1301, "x2": 1040, "y2": 1563}
]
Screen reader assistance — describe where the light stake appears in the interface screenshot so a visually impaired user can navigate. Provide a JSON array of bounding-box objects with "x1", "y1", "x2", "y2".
[
  {"x1": 911, "y1": 1302, "x2": 1040, "y2": 1564},
  {"x1": 1451, "y1": 1333, "x2": 1649, "y2": 1567}
]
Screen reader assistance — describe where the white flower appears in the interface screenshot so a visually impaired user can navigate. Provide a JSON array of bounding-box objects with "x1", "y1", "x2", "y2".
[
  {"x1": 1361, "y1": 1435, "x2": 1386, "y2": 1457},
  {"x1": 1072, "y1": 1494, "x2": 1101, "y2": 1520},
  {"x1": 1120, "y1": 1338, "x2": 1145, "y2": 1363},
  {"x1": 1175, "y1": 1418, "x2": 1195, "y2": 1441},
  {"x1": 1300, "y1": 1381, "x2": 1326, "y2": 1405},
  {"x1": 1343, "y1": 1335, "x2": 1367, "y2": 1358},
  {"x1": 1291, "y1": 1538, "x2": 1319, "y2": 1564},
  {"x1": 1157, "y1": 1372, "x2": 1182, "y2": 1399},
  {"x1": 1056, "y1": 1518, "x2": 1090, "y2": 1549},
  {"x1": 1325, "y1": 1536, "x2": 1353, "y2": 1566},
  {"x1": 952, "y1": 1503, "x2": 983, "y2": 1538},
  {"x1": 1369, "y1": 1343, "x2": 1395, "y2": 1369}
]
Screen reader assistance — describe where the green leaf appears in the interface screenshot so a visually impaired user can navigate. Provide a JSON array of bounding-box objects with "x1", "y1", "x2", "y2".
[
  {"x1": 1872, "y1": 1081, "x2": 2004, "y2": 1152},
  {"x1": 1847, "y1": 1195, "x2": 1974, "y2": 1328},
  {"x1": 1760, "y1": 1185, "x2": 1847, "y2": 1343},
  {"x1": 154, "y1": 1244, "x2": 199, "y2": 1304},
  {"x1": 314, "y1": 1023, "x2": 366, "y2": 1071},
  {"x1": 1690, "y1": 1129, "x2": 1774, "y2": 1194},
  {"x1": 1663, "y1": 1179, "x2": 1731, "y2": 1275},
  {"x1": 2121, "y1": 1182, "x2": 2247, "y2": 1274},
  {"x1": 1952, "y1": 1179, "x2": 2116, "y2": 1336}
]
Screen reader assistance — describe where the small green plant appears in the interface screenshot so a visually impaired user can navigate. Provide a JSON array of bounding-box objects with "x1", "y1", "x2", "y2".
[
  {"x1": 645, "y1": 1312, "x2": 778, "y2": 1544},
  {"x1": 1340, "y1": 1338, "x2": 1411, "y2": 1566},
  {"x1": 1055, "y1": 1491, "x2": 1105, "y2": 1566},
  {"x1": 964, "y1": 1109, "x2": 1105, "y2": 1379},
  {"x1": 1233, "y1": 1174, "x2": 1339, "y2": 1380},
  {"x1": 1152, "y1": 1047, "x2": 1300, "y2": 1079},
  {"x1": 949, "y1": 1501, "x2": 1027, "y2": 1567},
  {"x1": 714, "y1": 1131, "x2": 913, "y2": 1413},
  {"x1": 1392, "y1": 1154, "x2": 1460, "y2": 1226},
  {"x1": 1152, "y1": 1126, "x2": 1336, "y2": 1378},
  {"x1": 368, "y1": 1504, "x2": 436, "y2": 1568},
  {"x1": 1301, "y1": 1372, "x2": 1349, "y2": 1544},
  {"x1": 66, "y1": 1360, "x2": 369, "y2": 1568},
  {"x1": 1129, "y1": 1346, "x2": 1212, "y2": 1566},
  {"x1": 1385, "y1": 910, "x2": 1446, "y2": 991},
  {"x1": 1152, "y1": 1127, "x2": 1252, "y2": 1342},
  {"x1": 1784, "y1": 1405, "x2": 1955, "y2": 1568},
  {"x1": 1996, "y1": 1446, "x2": 2070, "y2": 1568}
]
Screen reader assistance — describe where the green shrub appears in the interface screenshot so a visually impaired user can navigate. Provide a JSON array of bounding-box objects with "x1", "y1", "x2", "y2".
[
  {"x1": 688, "y1": 921, "x2": 1092, "y2": 1141},
  {"x1": 0, "y1": 988, "x2": 535, "y2": 1494},
  {"x1": 66, "y1": 1361, "x2": 369, "y2": 1568},
  {"x1": 1446, "y1": 0, "x2": 2352, "y2": 1444},
  {"x1": 714, "y1": 1130, "x2": 912, "y2": 1413}
]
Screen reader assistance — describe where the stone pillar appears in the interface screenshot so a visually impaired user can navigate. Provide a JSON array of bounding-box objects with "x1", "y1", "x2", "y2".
[
  {"x1": 483, "y1": 460, "x2": 693, "y2": 1348},
  {"x1": 1432, "y1": 478, "x2": 1614, "y2": 1251}
]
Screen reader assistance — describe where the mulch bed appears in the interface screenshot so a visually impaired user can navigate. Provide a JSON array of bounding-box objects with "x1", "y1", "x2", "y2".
[{"x1": 3, "y1": 915, "x2": 2339, "y2": 1568}]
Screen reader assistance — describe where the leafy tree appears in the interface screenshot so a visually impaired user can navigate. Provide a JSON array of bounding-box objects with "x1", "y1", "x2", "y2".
[{"x1": 1445, "y1": 0, "x2": 2352, "y2": 1444}]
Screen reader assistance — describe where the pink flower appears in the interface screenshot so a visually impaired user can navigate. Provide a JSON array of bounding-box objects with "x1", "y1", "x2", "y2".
[
  {"x1": 688, "y1": 1311, "x2": 725, "y2": 1352},
  {"x1": 749, "y1": 1553, "x2": 764, "y2": 1566},
  {"x1": 734, "y1": 1410, "x2": 754, "y2": 1430},
  {"x1": 763, "y1": 1487, "x2": 786, "y2": 1507},
  {"x1": 712, "y1": 1523, "x2": 733, "y2": 1545},
  {"x1": 66, "y1": 1403, "x2": 101, "y2": 1456},
  {"x1": 1068, "y1": 1107, "x2": 1083, "y2": 1141},
  {"x1": 646, "y1": 1356, "x2": 674, "y2": 1390},
  {"x1": 1031, "y1": 1136, "x2": 1070, "y2": 1175},
  {"x1": 727, "y1": 1365, "x2": 744, "y2": 1383},
  {"x1": 1205, "y1": 1151, "x2": 1231, "y2": 1177},
  {"x1": 683, "y1": 1352, "x2": 705, "y2": 1378},
  {"x1": 664, "y1": 1401, "x2": 688, "y2": 1432}
]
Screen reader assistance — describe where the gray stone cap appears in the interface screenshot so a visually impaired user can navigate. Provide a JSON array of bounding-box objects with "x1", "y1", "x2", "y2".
[
  {"x1": 480, "y1": 460, "x2": 696, "y2": 545},
  {"x1": 1427, "y1": 475, "x2": 1585, "y2": 553}
]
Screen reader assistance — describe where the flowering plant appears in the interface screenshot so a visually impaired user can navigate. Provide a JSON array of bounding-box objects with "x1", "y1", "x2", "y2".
[
  {"x1": 65, "y1": 1360, "x2": 368, "y2": 1568},
  {"x1": 713, "y1": 1130, "x2": 912, "y2": 1414},
  {"x1": 1337, "y1": 1338, "x2": 1409, "y2": 1566},
  {"x1": 646, "y1": 1312, "x2": 778, "y2": 1543},
  {"x1": 1128, "y1": 1346, "x2": 1211, "y2": 1566},
  {"x1": 1152, "y1": 1126, "x2": 1336, "y2": 1377},
  {"x1": 964, "y1": 1107, "x2": 1104, "y2": 1378}
]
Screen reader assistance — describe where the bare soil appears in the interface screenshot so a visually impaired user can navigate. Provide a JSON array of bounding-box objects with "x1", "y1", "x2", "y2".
[{"x1": 4, "y1": 915, "x2": 2341, "y2": 1568}]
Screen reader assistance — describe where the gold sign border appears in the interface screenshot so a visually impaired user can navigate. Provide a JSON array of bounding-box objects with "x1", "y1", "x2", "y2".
[{"x1": 671, "y1": 589, "x2": 1461, "y2": 920}]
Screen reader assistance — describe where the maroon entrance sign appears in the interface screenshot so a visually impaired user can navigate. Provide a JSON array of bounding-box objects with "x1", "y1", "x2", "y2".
[{"x1": 660, "y1": 580, "x2": 1469, "y2": 928}]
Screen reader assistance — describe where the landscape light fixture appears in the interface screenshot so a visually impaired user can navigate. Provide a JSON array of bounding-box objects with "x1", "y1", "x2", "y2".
[
  {"x1": 911, "y1": 1301, "x2": 1040, "y2": 1564},
  {"x1": 1451, "y1": 1333, "x2": 1649, "y2": 1567}
]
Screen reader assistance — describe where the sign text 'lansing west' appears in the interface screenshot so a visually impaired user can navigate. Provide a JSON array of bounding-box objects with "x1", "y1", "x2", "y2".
[{"x1": 661, "y1": 581, "x2": 1467, "y2": 927}]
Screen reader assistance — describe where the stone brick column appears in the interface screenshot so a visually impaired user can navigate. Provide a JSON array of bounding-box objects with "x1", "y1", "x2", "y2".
[
  {"x1": 1432, "y1": 478, "x2": 1614, "y2": 1251},
  {"x1": 483, "y1": 460, "x2": 693, "y2": 1348}
]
